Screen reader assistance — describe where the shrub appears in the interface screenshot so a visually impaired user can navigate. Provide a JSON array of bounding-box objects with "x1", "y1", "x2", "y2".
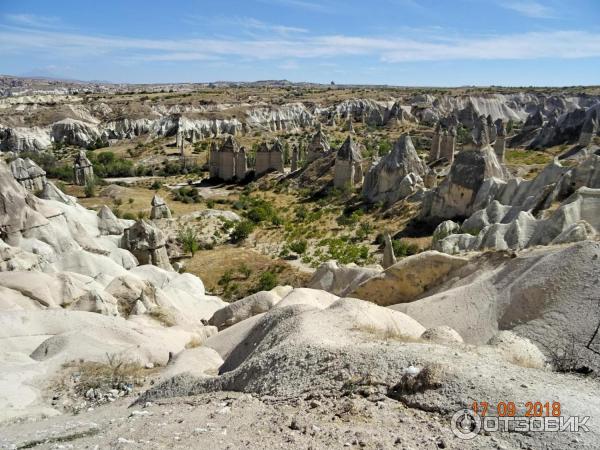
[
  {"x1": 84, "y1": 178, "x2": 96, "y2": 198},
  {"x1": 289, "y1": 240, "x2": 308, "y2": 254},
  {"x1": 122, "y1": 212, "x2": 136, "y2": 220},
  {"x1": 218, "y1": 270, "x2": 234, "y2": 287},
  {"x1": 257, "y1": 270, "x2": 278, "y2": 291},
  {"x1": 74, "y1": 353, "x2": 145, "y2": 394},
  {"x1": 231, "y1": 220, "x2": 254, "y2": 243},
  {"x1": 178, "y1": 226, "x2": 200, "y2": 256},
  {"x1": 392, "y1": 240, "x2": 419, "y2": 257},
  {"x1": 150, "y1": 181, "x2": 162, "y2": 190},
  {"x1": 238, "y1": 264, "x2": 252, "y2": 279},
  {"x1": 271, "y1": 215, "x2": 284, "y2": 226},
  {"x1": 356, "y1": 221, "x2": 373, "y2": 240},
  {"x1": 173, "y1": 186, "x2": 200, "y2": 203}
]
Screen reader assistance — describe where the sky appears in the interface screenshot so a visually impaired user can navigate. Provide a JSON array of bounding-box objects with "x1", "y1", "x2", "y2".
[{"x1": 1, "y1": 0, "x2": 600, "y2": 86}]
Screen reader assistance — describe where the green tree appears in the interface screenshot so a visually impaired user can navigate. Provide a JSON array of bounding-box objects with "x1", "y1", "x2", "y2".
[{"x1": 178, "y1": 226, "x2": 200, "y2": 256}]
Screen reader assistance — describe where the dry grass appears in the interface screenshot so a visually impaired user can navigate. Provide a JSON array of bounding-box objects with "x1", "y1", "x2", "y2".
[
  {"x1": 148, "y1": 307, "x2": 176, "y2": 327},
  {"x1": 185, "y1": 337, "x2": 204, "y2": 349},
  {"x1": 185, "y1": 245, "x2": 310, "y2": 300},
  {"x1": 70, "y1": 352, "x2": 148, "y2": 393},
  {"x1": 352, "y1": 323, "x2": 423, "y2": 343}
]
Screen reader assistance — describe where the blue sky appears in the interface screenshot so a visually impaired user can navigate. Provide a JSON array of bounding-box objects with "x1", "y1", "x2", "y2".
[{"x1": 1, "y1": 0, "x2": 599, "y2": 86}]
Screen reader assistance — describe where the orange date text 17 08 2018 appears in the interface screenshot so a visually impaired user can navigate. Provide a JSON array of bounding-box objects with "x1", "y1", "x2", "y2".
[{"x1": 471, "y1": 401, "x2": 561, "y2": 417}]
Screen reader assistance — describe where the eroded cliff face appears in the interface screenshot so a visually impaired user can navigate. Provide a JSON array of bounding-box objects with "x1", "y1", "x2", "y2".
[{"x1": 2, "y1": 90, "x2": 598, "y2": 152}]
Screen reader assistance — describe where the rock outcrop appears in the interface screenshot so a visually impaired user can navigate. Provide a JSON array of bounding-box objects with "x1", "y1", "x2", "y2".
[
  {"x1": 122, "y1": 220, "x2": 173, "y2": 270},
  {"x1": 306, "y1": 127, "x2": 330, "y2": 163},
  {"x1": 97, "y1": 205, "x2": 124, "y2": 236},
  {"x1": 362, "y1": 134, "x2": 427, "y2": 204},
  {"x1": 333, "y1": 135, "x2": 363, "y2": 189},
  {"x1": 382, "y1": 232, "x2": 397, "y2": 269},
  {"x1": 150, "y1": 194, "x2": 172, "y2": 220},
  {"x1": 435, "y1": 187, "x2": 600, "y2": 253},
  {"x1": 73, "y1": 150, "x2": 94, "y2": 186},
  {"x1": 348, "y1": 251, "x2": 469, "y2": 306},
  {"x1": 421, "y1": 146, "x2": 506, "y2": 221},
  {"x1": 9, "y1": 158, "x2": 47, "y2": 192},
  {"x1": 210, "y1": 136, "x2": 247, "y2": 181},
  {"x1": 255, "y1": 140, "x2": 284, "y2": 176},
  {"x1": 307, "y1": 261, "x2": 382, "y2": 296}
]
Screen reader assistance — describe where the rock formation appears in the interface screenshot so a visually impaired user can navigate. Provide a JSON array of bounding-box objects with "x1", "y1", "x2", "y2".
[
  {"x1": 382, "y1": 232, "x2": 397, "y2": 269},
  {"x1": 306, "y1": 128, "x2": 330, "y2": 163},
  {"x1": 235, "y1": 146, "x2": 248, "y2": 180},
  {"x1": 434, "y1": 187, "x2": 600, "y2": 253},
  {"x1": 73, "y1": 150, "x2": 94, "y2": 186},
  {"x1": 291, "y1": 145, "x2": 299, "y2": 171},
  {"x1": 470, "y1": 115, "x2": 490, "y2": 149},
  {"x1": 217, "y1": 136, "x2": 237, "y2": 181},
  {"x1": 150, "y1": 194, "x2": 172, "y2": 220},
  {"x1": 333, "y1": 135, "x2": 363, "y2": 189},
  {"x1": 579, "y1": 110, "x2": 598, "y2": 146},
  {"x1": 209, "y1": 136, "x2": 247, "y2": 181},
  {"x1": 176, "y1": 129, "x2": 184, "y2": 155},
  {"x1": 439, "y1": 127, "x2": 456, "y2": 163},
  {"x1": 97, "y1": 205, "x2": 124, "y2": 236},
  {"x1": 9, "y1": 157, "x2": 47, "y2": 192},
  {"x1": 494, "y1": 118, "x2": 506, "y2": 163},
  {"x1": 122, "y1": 220, "x2": 173, "y2": 270},
  {"x1": 362, "y1": 134, "x2": 427, "y2": 204},
  {"x1": 307, "y1": 261, "x2": 382, "y2": 296},
  {"x1": 345, "y1": 117, "x2": 355, "y2": 134},
  {"x1": 421, "y1": 145, "x2": 506, "y2": 221},
  {"x1": 428, "y1": 123, "x2": 441, "y2": 161},
  {"x1": 209, "y1": 141, "x2": 219, "y2": 178},
  {"x1": 255, "y1": 140, "x2": 284, "y2": 176}
]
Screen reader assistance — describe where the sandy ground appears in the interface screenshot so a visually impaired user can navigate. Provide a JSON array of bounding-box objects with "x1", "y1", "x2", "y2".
[{"x1": 1, "y1": 391, "x2": 505, "y2": 450}]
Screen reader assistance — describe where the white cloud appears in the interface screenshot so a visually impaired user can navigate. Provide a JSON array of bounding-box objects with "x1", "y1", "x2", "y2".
[
  {"x1": 257, "y1": 0, "x2": 331, "y2": 12},
  {"x1": 500, "y1": 1, "x2": 556, "y2": 18},
  {"x1": 4, "y1": 13, "x2": 61, "y2": 28},
  {"x1": 1, "y1": 26, "x2": 600, "y2": 64}
]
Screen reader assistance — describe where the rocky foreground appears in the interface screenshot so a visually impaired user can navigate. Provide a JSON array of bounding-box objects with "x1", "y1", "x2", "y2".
[{"x1": 1, "y1": 150, "x2": 600, "y2": 449}]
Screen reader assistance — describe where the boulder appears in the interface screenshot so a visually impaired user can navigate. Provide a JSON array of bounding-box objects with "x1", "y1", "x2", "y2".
[
  {"x1": 208, "y1": 287, "x2": 292, "y2": 330},
  {"x1": 420, "y1": 326, "x2": 463, "y2": 344},
  {"x1": 488, "y1": 331, "x2": 546, "y2": 370},
  {"x1": 97, "y1": 205, "x2": 124, "y2": 235},
  {"x1": 38, "y1": 181, "x2": 74, "y2": 205},
  {"x1": 307, "y1": 260, "x2": 382, "y2": 296},
  {"x1": 348, "y1": 251, "x2": 469, "y2": 306},
  {"x1": 122, "y1": 220, "x2": 172, "y2": 270},
  {"x1": 150, "y1": 194, "x2": 172, "y2": 220},
  {"x1": 161, "y1": 346, "x2": 224, "y2": 380}
]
